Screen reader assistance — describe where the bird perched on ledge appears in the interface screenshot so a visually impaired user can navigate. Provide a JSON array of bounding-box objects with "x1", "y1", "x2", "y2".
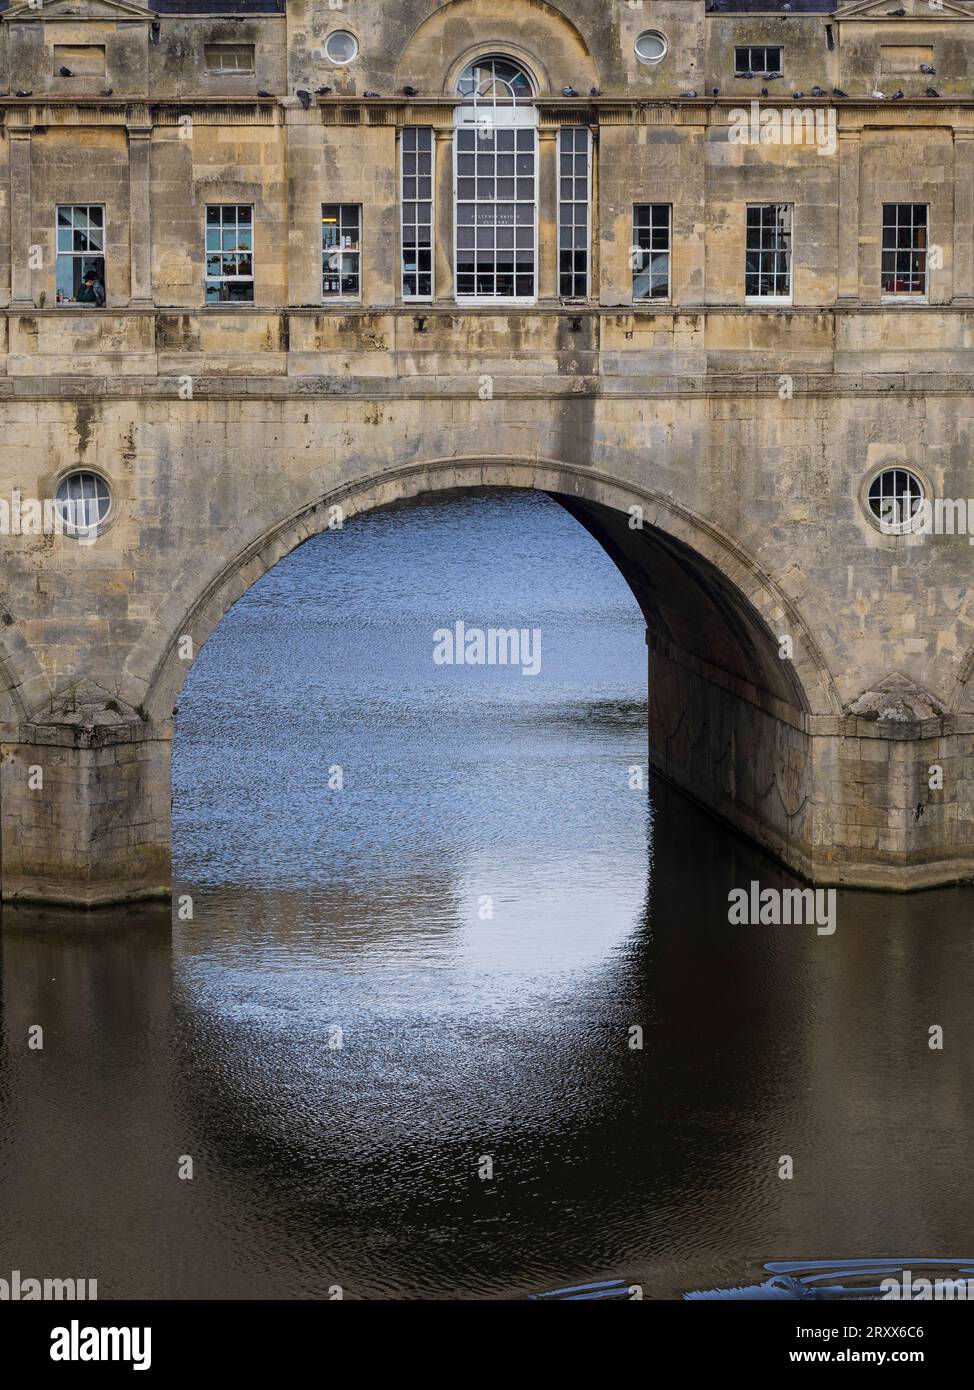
[
  {"x1": 402, "y1": 85, "x2": 417, "y2": 97},
  {"x1": 926, "y1": 87, "x2": 940, "y2": 98},
  {"x1": 682, "y1": 90, "x2": 698, "y2": 98},
  {"x1": 832, "y1": 87, "x2": 848, "y2": 98},
  {"x1": 563, "y1": 85, "x2": 579, "y2": 97},
  {"x1": 363, "y1": 91, "x2": 381, "y2": 98},
  {"x1": 59, "y1": 66, "x2": 72, "y2": 77},
  {"x1": 811, "y1": 86, "x2": 825, "y2": 97}
]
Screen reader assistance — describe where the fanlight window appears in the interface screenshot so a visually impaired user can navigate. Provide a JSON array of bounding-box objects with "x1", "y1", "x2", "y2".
[{"x1": 457, "y1": 56, "x2": 534, "y2": 105}]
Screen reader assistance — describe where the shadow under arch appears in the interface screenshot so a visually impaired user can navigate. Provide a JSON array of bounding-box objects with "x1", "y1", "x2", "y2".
[
  {"x1": 140, "y1": 456, "x2": 839, "y2": 726},
  {"x1": 0, "y1": 596, "x2": 50, "y2": 725}
]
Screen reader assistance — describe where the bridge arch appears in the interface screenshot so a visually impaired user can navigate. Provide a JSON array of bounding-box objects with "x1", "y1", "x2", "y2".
[{"x1": 134, "y1": 456, "x2": 839, "y2": 727}]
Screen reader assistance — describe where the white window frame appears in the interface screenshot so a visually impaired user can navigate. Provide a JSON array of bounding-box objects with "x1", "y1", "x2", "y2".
[
  {"x1": 401, "y1": 127, "x2": 434, "y2": 303},
  {"x1": 558, "y1": 126, "x2": 592, "y2": 300},
  {"x1": 321, "y1": 203, "x2": 362, "y2": 302},
  {"x1": 744, "y1": 202, "x2": 793, "y2": 305},
  {"x1": 205, "y1": 204, "x2": 255, "y2": 304},
  {"x1": 55, "y1": 203, "x2": 106, "y2": 305},
  {"x1": 865, "y1": 466, "x2": 926, "y2": 535},
  {"x1": 632, "y1": 203, "x2": 672, "y2": 304},
  {"x1": 881, "y1": 202, "x2": 929, "y2": 303},
  {"x1": 54, "y1": 470, "x2": 112, "y2": 538},
  {"x1": 453, "y1": 103, "x2": 539, "y2": 306},
  {"x1": 204, "y1": 43, "x2": 255, "y2": 74}
]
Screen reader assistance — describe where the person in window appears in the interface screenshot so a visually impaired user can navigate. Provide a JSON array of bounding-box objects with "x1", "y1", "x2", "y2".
[{"x1": 77, "y1": 270, "x2": 106, "y2": 307}]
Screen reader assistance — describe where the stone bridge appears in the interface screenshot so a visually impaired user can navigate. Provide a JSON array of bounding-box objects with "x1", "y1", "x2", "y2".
[{"x1": 1, "y1": 331, "x2": 973, "y2": 905}]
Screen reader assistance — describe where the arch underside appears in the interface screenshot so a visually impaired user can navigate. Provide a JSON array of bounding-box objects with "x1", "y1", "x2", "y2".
[
  {"x1": 116, "y1": 458, "x2": 831, "y2": 887},
  {"x1": 137, "y1": 458, "x2": 837, "y2": 726}
]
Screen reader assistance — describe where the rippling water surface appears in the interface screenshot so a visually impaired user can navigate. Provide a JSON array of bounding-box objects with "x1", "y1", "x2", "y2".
[{"x1": 2, "y1": 490, "x2": 973, "y2": 1299}]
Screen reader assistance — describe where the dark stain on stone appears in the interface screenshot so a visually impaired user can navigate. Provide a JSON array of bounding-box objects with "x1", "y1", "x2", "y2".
[{"x1": 74, "y1": 402, "x2": 96, "y2": 459}]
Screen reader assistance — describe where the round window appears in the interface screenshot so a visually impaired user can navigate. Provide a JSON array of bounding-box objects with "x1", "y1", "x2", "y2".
[
  {"x1": 54, "y1": 470, "x2": 111, "y2": 537},
  {"x1": 324, "y1": 30, "x2": 358, "y2": 65},
  {"x1": 866, "y1": 467, "x2": 925, "y2": 534},
  {"x1": 635, "y1": 31, "x2": 668, "y2": 65}
]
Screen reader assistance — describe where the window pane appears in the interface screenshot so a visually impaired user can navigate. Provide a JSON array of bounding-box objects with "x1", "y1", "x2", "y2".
[
  {"x1": 744, "y1": 204, "x2": 792, "y2": 297},
  {"x1": 455, "y1": 125, "x2": 536, "y2": 299},
  {"x1": 633, "y1": 204, "x2": 671, "y2": 300}
]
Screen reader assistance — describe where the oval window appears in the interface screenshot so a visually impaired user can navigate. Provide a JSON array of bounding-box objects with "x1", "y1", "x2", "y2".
[
  {"x1": 324, "y1": 31, "x2": 358, "y2": 65},
  {"x1": 635, "y1": 32, "x2": 668, "y2": 65},
  {"x1": 54, "y1": 470, "x2": 112, "y2": 538}
]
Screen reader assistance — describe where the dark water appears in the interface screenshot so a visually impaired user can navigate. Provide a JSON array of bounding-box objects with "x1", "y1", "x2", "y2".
[{"x1": 2, "y1": 490, "x2": 974, "y2": 1301}]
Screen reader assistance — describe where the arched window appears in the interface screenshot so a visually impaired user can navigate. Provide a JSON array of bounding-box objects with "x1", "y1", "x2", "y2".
[
  {"x1": 456, "y1": 55, "x2": 534, "y2": 105},
  {"x1": 454, "y1": 56, "x2": 538, "y2": 302}
]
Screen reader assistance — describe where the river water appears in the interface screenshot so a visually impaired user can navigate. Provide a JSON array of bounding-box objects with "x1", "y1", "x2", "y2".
[{"x1": 2, "y1": 489, "x2": 973, "y2": 1300}]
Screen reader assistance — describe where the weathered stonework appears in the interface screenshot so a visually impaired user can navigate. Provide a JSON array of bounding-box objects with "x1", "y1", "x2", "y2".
[{"x1": 1, "y1": 0, "x2": 973, "y2": 903}]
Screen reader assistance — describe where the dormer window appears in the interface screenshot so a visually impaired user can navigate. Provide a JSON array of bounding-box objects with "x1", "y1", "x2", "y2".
[
  {"x1": 734, "y1": 46, "x2": 782, "y2": 77},
  {"x1": 205, "y1": 44, "x2": 255, "y2": 75}
]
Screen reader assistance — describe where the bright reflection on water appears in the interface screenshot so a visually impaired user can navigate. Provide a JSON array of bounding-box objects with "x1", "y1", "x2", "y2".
[{"x1": 2, "y1": 490, "x2": 974, "y2": 1300}]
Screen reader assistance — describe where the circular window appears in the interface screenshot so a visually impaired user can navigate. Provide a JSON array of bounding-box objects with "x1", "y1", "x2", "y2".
[
  {"x1": 635, "y1": 31, "x2": 668, "y2": 65},
  {"x1": 324, "y1": 30, "x2": 358, "y2": 65},
  {"x1": 865, "y1": 467, "x2": 925, "y2": 534},
  {"x1": 54, "y1": 470, "x2": 111, "y2": 538}
]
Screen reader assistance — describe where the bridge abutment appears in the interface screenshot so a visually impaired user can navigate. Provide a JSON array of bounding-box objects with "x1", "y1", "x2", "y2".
[
  {"x1": 648, "y1": 635, "x2": 817, "y2": 881},
  {"x1": 0, "y1": 721, "x2": 172, "y2": 907},
  {"x1": 649, "y1": 651, "x2": 974, "y2": 890}
]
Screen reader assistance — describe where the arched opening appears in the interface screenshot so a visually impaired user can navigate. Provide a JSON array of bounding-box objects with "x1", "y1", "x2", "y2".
[
  {"x1": 456, "y1": 55, "x2": 536, "y2": 104},
  {"x1": 171, "y1": 489, "x2": 651, "y2": 962},
  {"x1": 166, "y1": 479, "x2": 824, "y2": 897}
]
